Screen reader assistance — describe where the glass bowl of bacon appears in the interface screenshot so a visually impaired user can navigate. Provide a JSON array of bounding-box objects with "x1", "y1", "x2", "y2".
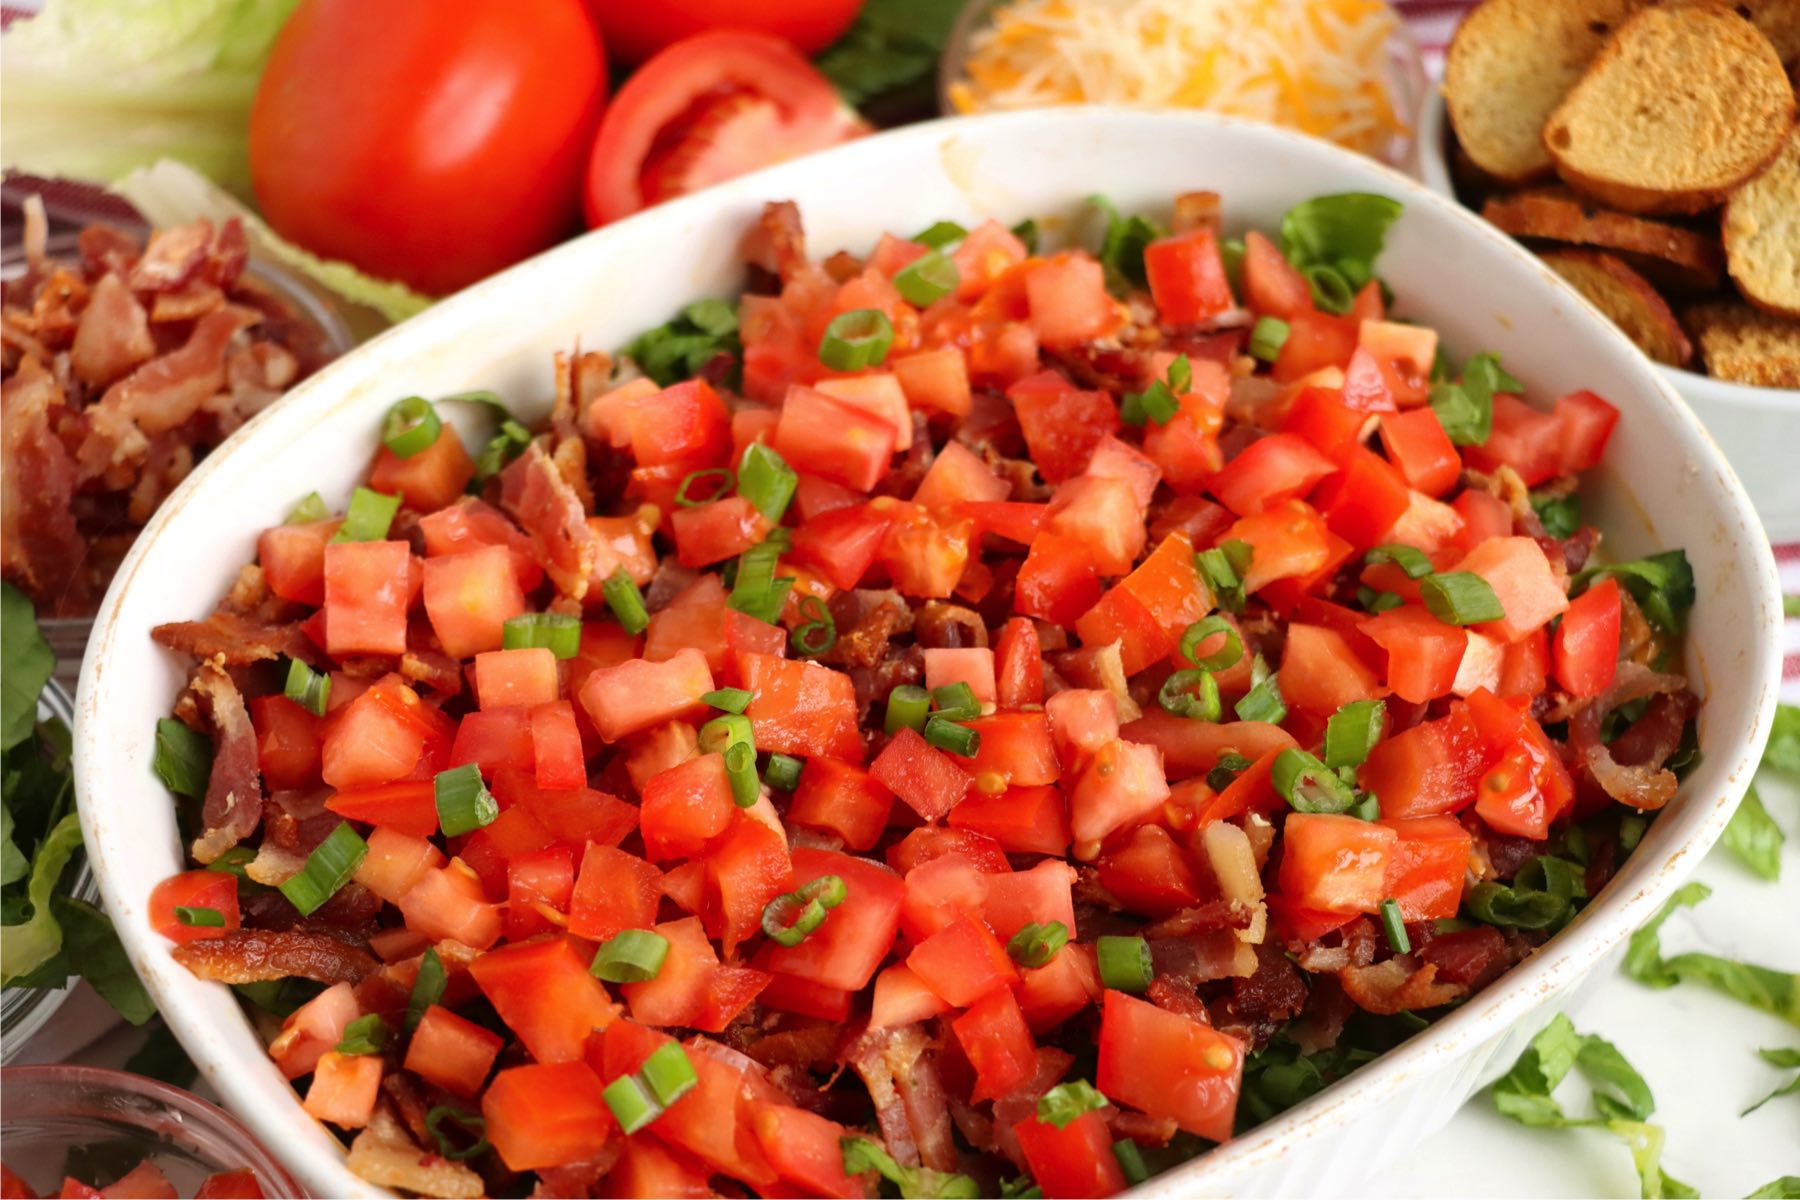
[
  {"x1": 2, "y1": 206, "x2": 353, "y2": 688},
  {"x1": 0, "y1": 1063, "x2": 301, "y2": 1198}
]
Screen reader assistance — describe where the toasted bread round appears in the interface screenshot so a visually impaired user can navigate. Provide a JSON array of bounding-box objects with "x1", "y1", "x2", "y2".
[
  {"x1": 1669, "y1": 0, "x2": 1800, "y2": 66},
  {"x1": 1540, "y1": 248, "x2": 1694, "y2": 364},
  {"x1": 1543, "y1": 6, "x2": 1796, "y2": 215},
  {"x1": 1724, "y1": 125, "x2": 1800, "y2": 318},
  {"x1": 1684, "y1": 300, "x2": 1800, "y2": 387},
  {"x1": 1445, "y1": 0, "x2": 1653, "y2": 184},
  {"x1": 1482, "y1": 187, "x2": 1725, "y2": 290}
]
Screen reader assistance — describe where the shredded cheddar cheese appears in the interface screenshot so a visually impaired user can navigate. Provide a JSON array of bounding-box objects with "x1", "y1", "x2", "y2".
[{"x1": 948, "y1": 0, "x2": 1412, "y2": 159}]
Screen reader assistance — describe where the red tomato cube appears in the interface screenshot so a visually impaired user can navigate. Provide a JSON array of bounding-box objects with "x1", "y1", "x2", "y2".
[{"x1": 1277, "y1": 813, "x2": 1397, "y2": 913}]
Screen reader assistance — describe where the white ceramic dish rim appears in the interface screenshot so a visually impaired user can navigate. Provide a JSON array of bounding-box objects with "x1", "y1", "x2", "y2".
[{"x1": 74, "y1": 108, "x2": 1782, "y2": 1198}]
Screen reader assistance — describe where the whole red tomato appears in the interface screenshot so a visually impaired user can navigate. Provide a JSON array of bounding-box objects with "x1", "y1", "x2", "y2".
[
  {"x1": 586, "y1": 0, "x2": 863, "y2": 63},
  {"x1": 250, "y1": 0, "x2": 607, "y2": 295}
]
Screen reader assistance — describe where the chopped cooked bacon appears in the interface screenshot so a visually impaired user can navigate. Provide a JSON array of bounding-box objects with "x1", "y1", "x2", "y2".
[
  {"x1": 500, "y1": 442, "x2": 602, "y2": 601},
  {"x1": 203, "y1": 218, "x2": 251, "y2": 290},
  {"x1": 1295, "y1": 916, "x2": 1380, "y2": 972},
  {"x1": 1569, "y1": 662, "x2": 1692, "y2": 810},
  {"x1": 1416, "y1": 927, "x2": 1512, "y2": 991},
  {"x1": 127, "y1": 436, "x2": 196, "y2": 524},
  {"x1": 743, "y1": 1023, "x2": 840, "y2": 1071},
  {"x1": 187, "y1": 662, "x2": 265, "y2": 865},
  {"x1": 78, "y1": 223, "x2": 141, "y2": 278},
  {"x1": 1147, "y1": 976, "x2": 1213, "y2": 1022},
  {"x1": 845, "y1": 1024, "x2": 957, "y2": 1173},
  {"x1": 1287, "y1": 973, "x2": 1355, "y2": 1054},
  {"x1": 171, "y1": 928, "x2": 378, "y2": 985},
  {"x1": 152, "y1": 609, "x2": 304, "y2": 665},
  {"x1": 90, "y1": 306, "x2": 254, "y2": 445},
  {"x1": 1173, "y1": 190, "x2": 1223, "y2": 234},
  {"x1": 1142, "y1": 900, "x2": 1251, "y2": 939},
  {"x1": 151, "y1": 281, "x2": 226, "y2": 324},
  {"x1": 846, "y1": 1027, "x2": 921, "y2": 1168},
  {"x1": 743, "y1": 201, "x2": 808, "y2": 281},
  {"x1": 989, "y1": 1048, "x2": 1078, "y2": 1166},
  {"x1": 1338, "y1": 957, "x2": 1462, "y2": 1015},
  {"x1": 913, "y1": 601, "x2": 990, "y2": 649},
  {"x1": 823, "y1": 589, "x2": 914, "y2": 669},
  {"x1": 346, "y1": 1105, "x2": 484, "y2": 1200},
  {"x1": 1213, "y1": 941, "x2": 1307, "y2": 1046},
  {"x1": 1108, "y1": 1109, "x2": 1180, "y2": 1147},
  {"x1": 70, "y1": 273, "x2": 154, "y2": 386},
  {"x1": 1, "y1": 359, "x2": 87, "y2": 613},
  {"x1": 533, "y1": 1155, "x2": 621, "y2": 1200},
  {"x1": 129, "y1": 220, "x2": 213, "y2": 292},
  {"x1": 401, "y1": 648, "x2": 464, "y2": 695}
]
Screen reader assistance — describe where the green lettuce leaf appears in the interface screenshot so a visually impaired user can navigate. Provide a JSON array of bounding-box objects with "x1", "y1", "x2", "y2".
[
  {"x1": 1, "y1": 583, "x2": 54, "y2": 754},
  {"x1": 1748, "y1": 1178, "x2": 1800, "y2": 1199},
  {"x1": 0, "y1": 0, "x2": 295, "y2": 197},
  {"x1": 114, "y1": 159, "x2": 431, "y2": 324},
  {"x1": 0, "y1": 811, "x2": 84, "y2": 982},
  {"x1": 1624, "y1": 883, "x2": 1800, "y2": 1028},
  {"x1": 1722, "y1": 785, "x2": 1784, "y2": 881},
  {"x1": 1765, "y1": 704, "x2": 1800, "y2": 776}
]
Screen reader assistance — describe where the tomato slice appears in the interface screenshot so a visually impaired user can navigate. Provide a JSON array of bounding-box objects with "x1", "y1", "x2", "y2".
[{"x1": 584, "y1": 31, "x2": 864, "y2": 226}]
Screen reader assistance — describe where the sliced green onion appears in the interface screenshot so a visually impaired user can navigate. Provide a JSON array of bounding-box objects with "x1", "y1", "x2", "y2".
[
  {"x1": 930, "y1": 681, "x2": 981, "y2": 721},
  {"x1": 913, "y1": 220, "x2": 968, "y2": 249},
  {"x1": 1167, "y1": 355, "x2": 1192, "y2": 395},
  {"x1": 1114, "y1": 1140, "x2": 1150, "y2": 1186},
  {"x1": 1096, "y1": 935, "x2": 1153, "y2": 993},
  {"x1": 1037, "y1": 1080, "x2": 1108, "y2": 1129},
  {"x1": 438, "y1": 388, "x2": 509, "y2": 410},
  {"x1": 1379, "y1": 898, "x2": 1411, "y2": 954},
  {"x1": 406, "y1": 947, "x2": 445, "y2": 1032},
  {"x1": 894, "y1": 250, "x2": 960, "y2": 306},
  {"x1": 674, "y1": 467, "x2": 734, "y2": 508},
  {"x1": 283, "y1": 657, "x2": 331, "y2": 717},
  {"x1": 701, "y1": 687, "x2": 754, "y2": 714},
  {"x1": 382, "y1": 396, "x2": 442, "y2": 459},
  {"x1": 1366, "y1": 544, "x2": 1433, "y2": 579},
  {"x1": 603, "y1": 568, "x2": 650, "y2": 635},
  {"x1": 1179, "y1": 616, "x2": 1243, "y2": 672},
  {"x1": 1220, "y1": 236, "x2": 1246, "y2": 290},
  {"x1": 1125, "y1": 380, "x2": 1179, "y2": 426},
  {"x1": 1358, "y1": 586, "x2": 1403, "y2": 613},
  {"x1": 1350, "y1": 791, "x2": 1381, "y2": 821},
  {"x1": 925, "y1": 716, "x2": 980, "y2": 758},
  {"x1": 603, "y1": 1074, "x2": 661, "y2": 1135},
  {"x1": 206, "y1": 845, "x2": 257, "y2": 880},
  {"x1": 435, "y1": 764, "x2": 498, "y2": 837},
  {"x1": 1421, "y1": 571, "x2": 1505, "y2": 625},
  {"x1": 174, "y1": 906, "x2": 224, "y2": 927},
  {"x1": 278, "y1": 823, "x2": 367, "y2": 917},
  {"x1": 328, "y1": 486, "x2": 401, "y2": 544},
  {"x1": 791, "y1": 595, "x2": 837, "y2": 656},
  {"x1": 819, "y1": 309, "x2": 894, "y2": 371},
  {"x1": 502, "y1": 612, "x2": 581, "y2": 659},
  {"x1": 1272, "y1": 748, "x2": 1356, "y2": 814},
  {"x1": 1248, "y1": 317, "x2": 1290, "y2": 362},
  {"x1": 336, "y1": 1013, "x2": 388, "y2": 1056},
  {"x1": 471, "y1": 418, "x2": 532, "y2": 486},
  {"x1": 640, "y1": 1041, "x2": 699, "y2": 1107},
  {"x1": 764, "y1": 752, "x2": 804, "y2": 791},
  {"x1": 1011, "y1": 218, "x2": 1040, "y2": 253},
  {"x1": 699, "y1": 713, "x2": 754, "y2": 755},
  {"x1": 728, "y1": 541, "x2": 794, "y2": 625},
  {"x1": 1619, "y1": 813, "x2": 1648, "y2": 853},
  {"x1": 591, "y1": 929, "x2": 670, "y2": 983},
  {"x1": 1196, "y1": 540, "x2": 1252, "y2": 614},
  {"x1": 155, "y1": 719, "x2": 213, "y2": 802},
  {"x1": 424, "y1": 1106, "x2": 490, "y2": 1161},
  {"x1": 286, "y1": 491, "x2": 330, "y2": 524},
  {"x1": 762, "y1": 875, "x2": 847, "y2": 947},
  {"x1": 798, "y1": 874, "x2": 848, "y2": 909},
  {"x1": 1205, "y1": 751, "x2": 1252, "y2": 793},
  {"x1": 724, "y1": 740, "x2": 761, "y2": 808},
  {"x1": 738, "y1": 443, "x2": 798, "y2": 522},
  {"x1": 885, "y1": 685, "x2": 931, "y2": 735},
  {"x1": 1006, "y1": 921, "x2": 1070, "y2": 969},
  {"x1": 1324, "y1": 699, "x2": 1386, "y2": 770},
  {"x1": 1234, "y1": 659, "x2": 1286, "y2": 724},
  {"x1": 1304, "y1": 263, "x2": 1354, "y2": 314},
  {"x1": 1158, "y1": 668, "x2": 1221, "y2": 722}
]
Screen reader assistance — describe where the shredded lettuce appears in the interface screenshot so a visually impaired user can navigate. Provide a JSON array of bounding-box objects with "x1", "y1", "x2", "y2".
[
  {"x1": 1722, "y1": 785, "x2": 1785, "y2": 882},
  {"x1": 114, "y1": 159, "x2": 431, "y2": 324},
  {"x1": 0, "y1": 0, "x2": 296, "y2": 198},
  {"x1": 0, "y1": 811, "x2": 84, "y2": 982},
  {"x1": 1624, "y1": 883, "x2": 1800, "y2": 1028}
]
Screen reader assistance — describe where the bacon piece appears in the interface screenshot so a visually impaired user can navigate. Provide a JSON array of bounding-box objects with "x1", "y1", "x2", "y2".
[
  {"x1": 187, "y1": 662, "x2": 265, "y2": 865},
  {"x1": 203, "y1": 218, "x2": 250, "y2": 290},
  {"x1": 150, "y1": 281, "x2": 225, "y2": 324},
  {"x1": 1338, "y1": 957, "x2": 1463, "y2": 1015},
  {"x1": 1147, "y1": 976, "x2": 1212, "y2": 1023},
  {"x1": 128, "y1": 219, "x2": 212, "y2": 291},
  {"x1": 500, "y1": 442, "x2": 601, "y2": 601},
  {"x1": 1288, "y1": 974, "x2": 1356, "y2": 1054},
  {"x1": 1569, "y1": 662, "x2": 1692, "y2": 811},
  {"x1": 152, "y1": 610, "x2": 304, "y2": 665},
  {"x1": 1416, "y1": 927, "x2": 1511, "y2": 991},
  {"x1": 172, "y1": 927, "x2": 377, "y2": 985},
  {"x1": 743, "y1": 201, "x2": 807, "y2": 281},
  {"x1": 1108, "y1": 1109, "x2": 1180, "y2": 1147},
  {"x1": 1142, "y1": 899, "x2": 1252, "y2": 939},
  {"x1": 885, "y1": 1023, "x2": 957, "y2": 1174},
  {"x1": 400, "y1": 648, "x2": 464, "y2": 695},
  {"x1": 1213, "y1": 941, "x2": 1307, "y2": 1046},
  {"x1": 346, "y1": 1105, "x2": 483, "y2": 1200},
  {"x1": 1173, "y1": 190, "x2": 1224, "y2": 234},
  {"x1": 822, "y1": 589, "x2": 914, "y2": 670},
  {"x1": 78, "y1": 223, "x2": 141, "y2": 279},
  {"x1": 989, "y1": 1047, "x2": 1078, "y2": 1167},
  {"x1": 744, "y1": 1023, "x2": 840, "y2": 1071},
  {"x1": 913, "y1": 601, "x2": 989, "y2": 649},
  {"x1": 1, "y1": 359, "x2": 86, "y2": 613},
  {"x1": 70, "y1": 272, "x2": 154, "y2": 386}
]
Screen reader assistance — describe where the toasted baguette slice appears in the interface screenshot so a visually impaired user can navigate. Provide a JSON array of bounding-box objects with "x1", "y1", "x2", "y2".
[
  {"x1": 1724, "y1": 126, "x2": 1800, "y2": 317},
  {"x1": 1444, "y1": 0, "x2": 1651, "y2": 183},
  {"x1": 1670, "y1": 0, "x2": 1800, "y2": 66},
  {"x1": 1482, "y1": 187, "x2": 1724, "y2": 290},
  {"x1": 1544, "y1": 6, "x2": 1795, "y2": 215},
  {"x1": 1684, "y1": 301, "x2": 1800, "y2": 387},
  {"x1": 1540, "y1": 248, "x2": 1693, "y2": 364}
]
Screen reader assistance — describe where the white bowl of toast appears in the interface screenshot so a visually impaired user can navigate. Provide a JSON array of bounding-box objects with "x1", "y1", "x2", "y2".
[{"x1": 1417, "y1": 0, "x2": 1800, "y2": 540}]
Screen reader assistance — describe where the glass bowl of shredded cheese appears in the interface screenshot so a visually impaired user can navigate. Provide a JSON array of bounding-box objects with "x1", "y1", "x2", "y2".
[{"x1": 940, "y1": 0, "x2": 1428, "y2": 169}]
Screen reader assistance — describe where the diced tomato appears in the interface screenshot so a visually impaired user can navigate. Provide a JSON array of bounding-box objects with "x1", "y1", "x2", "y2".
[
  {"x1": 1016, "y1": 942, "x2": 1102, "y2": 1034},
  {"x1": 1145, "y1": 227, "x2": 1233, "y2": 326},
  {"x1": 579, "y1": 648, "x2": 713, "y2": 742},
  {"x1": 1281, "y1": 623, "x2": 1385, "y2": 715},
  {"x1": 353, "y1": 828, "x2": 443, "y2": 905},
  {"x1": 1241, "y1": 230, "x2": 1309, "y2": 319},
  {"x1": 325, "y1": 779, "x2": 437, "y2": 838},
  {"x1": 568, "y1": 843, "x2": 663, "y2": 942},
  {"x1": 754, "y1": 1106, "x2": 865, "y2": 1200},
  {"x1": 924, "y1": 647, "x2": 997, "y2": 707},
  {"x1": 788, "y1": 757, "x2": 893, "y2": 851},
  {"x1": 871, "y1": 726, "x2": 972, "y2": 822},
  {"x1": 1466, "y1": 688, "x2": 1574, "y2": 836},
  {"x1": 191, "y1": 1171, "x2": 261, "y2": 1200},
  {"x1": 954, "y1": 986, "x2": 1037, "y2": 1102},
  {"x1": 671, "y1": 495, "x2": 770, "y2": 568},
  {"x1": 1497, "y1": 626, "x2": 1550, "y2": 699},
  {"x1": 1282, "y1": 385, "x2": 1367, "y2": 455},
  {"x1": 704, "y1": 813, "x2": 794, "y2": 959},
  {"x1": 1272, "y1": 310, "x2": 1358, "y2": 383},
  {"x1": 1209, "y1": 433, "x2": 1339, "y2": 517},
  {"x1": 1311, "y1": 443, "x2": 1409, "y2": 550},
  {"x1": 368, "y1": 424, "x2": 475, "y2": 511},
  {"x1": 754, "y1": 848, "x2": 902, "y2": 991},
  {"x1": 1014, "y1": 1110, "x2": 1128, "y2": 1200},
  {"x1": 148, "y1": 869, "x2": 240, "y2": 944},
  {"x1": 870, "y1": 963, "x2": 953, "y2": 1028},
  {"x1": 398, "y1": 863, "x2": 501, "y2": 948},
  {"x1": 1119, "y1": 712, "x2": 1295, "y2": 781},
  {"x1": 982, "y1": 859, "x2": 1077, "y2": 942},
  {"x1": 1465, "y1": 392, "x2": 1561, "y2": 486},
  {"x1": 1278, "y1": 813, "x2": 1396, "y2": 913},
  {"x1": 1358, "y1": 604, "x2": 1468, "y2": 703},
  {"x1": 908, "y1": 914, "x2": 1018, "y2": 1006},
  {"x1": 638, "y1": 753, "x2": 733, "y2": 861},
  {"x1": 1452, "y1": 489, "x2": 1514, "y2": 553},
  {"x1": 458, "y1": 805, "x2": 554, "y2": 899},
  {"x1": 471, "y1": 647, "x2": 558, "y2": 712},
  {"x1": 888, "y1": 826, "x2": 1010, "y2": 876},
  {"x1": 1554, "y1": 577, "x2": 1621, "y2": 698},
  {"x1": 1008, "y1": 372, "x2": 1121, "y2": 484},
  {"x1": 817, "y1": 373, "x2": 913, "y2": 451},
  {"x1": 893, "y1": 346, "x2": 973, "y2": 416},
  {"x1": 1025, "y1": 252, "x2": 1119, "y2": 347},
  {"x1": 259, "y1": 518, "x2": 338, "y2": 605},
  {"x1": 505, "y1": 845, "x2": 576, "y2": 941},
  {"x1": 1339, "y1": 346, "x2": 1401, "y2": 413},
  {"x1": 626, "y1": 378, "x2": 731, "y2": 467},
  {"x1": 879, "y1": 503, "x2": 974, "y2": 599},
  {"x1": 268, "y1": 981, "x2": 360, "y2": 1079},
  {"x1": 1379, "y1": 817, "x2": 1473, "y2": 922},
  {"x1": 775, "y1": 384, "x2": 897, "y2": 493},
  {"x1": 993, "y1": 617, "x2": 1045, "y2": 712},
  {"x1": 738, "y1": 651, "x2": 863, "y2": 763},
  {"x1": 1016, "y1": 532, "x2": 1104, "y2": 627},
  {"x1": 957, "y1": 501, "x2": 1047, "y2": 548},
  {"x1": 1452, "y1": 536, "x2": 1570, "y2": 643},
  {"x1": 251, "y1": 694, "x2": 324, "y2": 791},
  {"x1": 622, "y1": 917, "x2": 726, "y2": 1027},
  {"x1": 99, "y1": 1163, "x2": 177, "y2": 1200},
  {"x1": 1551, "y1": 389, "x2": 1620, "y2": 474},
  {"x1": 483, "y1": 1061, "x2": 615, "y2": 1172},
  {"x1": 1362, "y1": 708, "x2": 1489, "y2": 819},
  {"x1": 1097, "y1": 989, "x2": 1244, "y2": 1141},
  {"x1": 303, "y1": 1051, "x2": 381, "y2": 1128},
  {"x1": 951, "y1": 219, "x2": 1030, "y2": 300},
  {"x1": 324, "y1": 540, "x2": 414, "y2": 657},
  {"x1": 898, "y1": 851, "x2": 988, "y2": 942},
  {"x1": 1223, "y1": 500, "x2": 1333, "y2": 594},
  {"x1": 1045, "y1": 689, "x2": 1120, "y2": 773},
  {"x1": 1069, "y1": 739, "x2": 1170, "y2": 847},
  {"x1": 417, "y1": 497, "x2": 544, "y2": 590},
  {"x1": 529, "y1": 700, "x2": 585, "y2": 790},
  {"x1": 1098, "y1": 824, "x2": 1202, "y2": 917},
  {"x1": 404, "y1": 1004, "x2": 503, "y2": 1099},
  {"x1": 1378, "y1": 407, "x2": 1460, "y2": 497},
  {"x1": 757, "y1": 971, "x2": 854, "y2": 1020},
  {"x1": 497, "y1": 769, "x2": 637, "y2": 851},
  {"x1": 1046, "y1": 476, "x2": 1144, "y2": 577},
  {"x1": 469, "y1": 937, "x2": 617, "y2": 1063},
  {"x1": 422, "y1": 544, "x2": 526, "y2": 659},
  {"x1": 963, "y1": 712, "x2": 1059, "y2": 792},
  {"x1": 449, "y1": 706, "x2": 534, "y2": 777},
  {"x1": 913, "y1": 441, "x2": 1008, "y2": 513}
]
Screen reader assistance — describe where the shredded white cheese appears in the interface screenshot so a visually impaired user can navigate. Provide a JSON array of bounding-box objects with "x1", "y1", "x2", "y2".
[{"x1": 949, "y1": 0, "x2": 1412, "y2": 159}]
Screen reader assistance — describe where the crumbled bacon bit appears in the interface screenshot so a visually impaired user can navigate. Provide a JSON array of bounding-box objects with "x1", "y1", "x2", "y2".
[{"x1": 172, "y1": 928, "x2": 378, "y2": 985}]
